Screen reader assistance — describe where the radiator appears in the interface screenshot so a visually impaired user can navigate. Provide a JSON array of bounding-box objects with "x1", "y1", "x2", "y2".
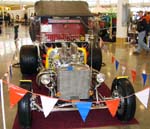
[{"x1": 57, "y1": 64, "x2": 91, "y2": 100}]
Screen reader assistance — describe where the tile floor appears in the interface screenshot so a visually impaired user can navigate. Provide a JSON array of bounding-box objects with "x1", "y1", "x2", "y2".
[{"x1": 0, "y1": 24, "x2": 150, "y2": 129}]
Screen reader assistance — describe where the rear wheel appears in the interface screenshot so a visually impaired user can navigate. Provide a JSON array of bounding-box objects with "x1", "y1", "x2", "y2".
[
  {"x1": 18, "y1": 80, "x2": 32, "y2": 128},
  {"x1": 20, "y1": 45, "x2": 38, "y2": 74},
  {"x1": 87, "y1": 47, "x2": 102, "y2": 71},
  {"x1": 111, "y1": 78, "x2": 136, "y2": 121},
  {"x1": 29, "y1": 22, "x2": 36, "y2": 42}
]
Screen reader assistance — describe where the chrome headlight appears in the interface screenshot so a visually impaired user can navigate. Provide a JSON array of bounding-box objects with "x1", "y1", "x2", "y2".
[
  {"x1": 96, "y1": 73, "x2": 105, "y2": 83},
  {"x1": 40, "y1": 74, "x2": 51, "y2": 85}
]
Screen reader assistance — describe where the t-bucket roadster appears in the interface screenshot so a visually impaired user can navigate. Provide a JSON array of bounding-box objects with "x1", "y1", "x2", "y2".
[{"x1": 17, "y1": 1, "x2": 136, "y2": 128}]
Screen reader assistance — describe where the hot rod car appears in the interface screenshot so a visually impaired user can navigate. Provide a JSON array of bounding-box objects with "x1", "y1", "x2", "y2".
[{"x1": 17, "y1": 1, "x2": 136, "y2": 129}]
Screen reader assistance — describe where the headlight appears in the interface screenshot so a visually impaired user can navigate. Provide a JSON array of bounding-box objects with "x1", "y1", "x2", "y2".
[
  {"x1": 40, "y1": 74, "x2": 51, "y2": 85},
  {"x1": 96, "y1": 73, "x2": 105, "y2": 83}
]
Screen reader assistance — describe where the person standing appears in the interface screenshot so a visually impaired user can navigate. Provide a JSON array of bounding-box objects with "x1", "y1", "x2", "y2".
[
  {"x1": 4, "y1": 12, "x2": 8, "y2": 26},
  {"x1": 14, "y1": 24, "x2": 19, "y2": 40},
  {"x1": 144, "y1": 12, "x2": 150, "y2": 36},
  {"x1": 133, "y1": 11, "x2": 150, "y2": 55},
  {"x1": 0, "y1": 14, "x2": 2, "y2": 34},
  {"x1": 14, "y1": 24, "x2": 19, "y2": 48},
  {"x1": 24, "y1": 13, "x2": 28, "y2": 25},
  {"x1": 7, "y1": 13, "x2": 11, "y2": 26}
]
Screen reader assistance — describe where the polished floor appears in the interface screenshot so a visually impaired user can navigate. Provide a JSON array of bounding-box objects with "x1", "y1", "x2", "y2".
[{"x1": 0, "y1": 24, "x2": 150, "y2": 129}]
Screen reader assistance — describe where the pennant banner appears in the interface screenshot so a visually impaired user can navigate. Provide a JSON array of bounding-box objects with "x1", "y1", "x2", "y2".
[
  {"x1": 76, "y1": 102, "x2": 92, "y2": 122},
  {"x1": 40, "y1": 95, "x2": 58, "y2": 118},
  {"x1": 112, "y1": 56, "x2": 115, "y2": 64},
  {"x1": 9, "y1": 84, "x2": 28, "y2": 108},
  {"x1": 105, "y1": 99, "x2": 120, "y2": 117},
  {"x1": 131, "y1": 70, "x2": 137, "y2": 83},
  {"x1": 115, "y1": 60, "x2": 119, "y2": 71},
  {"x1": 142, "y1": 73, "x2": 147, "y2": 86},
  {"x1": 135, "y1": 88, "x2": 150, "y2": 108}
]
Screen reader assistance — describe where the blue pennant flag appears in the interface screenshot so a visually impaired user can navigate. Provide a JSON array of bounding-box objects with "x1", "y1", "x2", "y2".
[
  {"x1": 115, "y1": 60, "x2": 119, "y2": 71},
  {"x1": 75, "y1": 102, "x2": 92, "y2": 122},
  {"x1": 142, "y1": 73, "x2": 147, "y2": 86}
]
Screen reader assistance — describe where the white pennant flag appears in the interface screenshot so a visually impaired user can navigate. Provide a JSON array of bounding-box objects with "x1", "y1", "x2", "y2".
[
  {"x1": 135, "y1": 88, "x2": 150, "y2": 108},
  {"x1": 40, "y1": 95, "x2": 58, "y2": 118}
]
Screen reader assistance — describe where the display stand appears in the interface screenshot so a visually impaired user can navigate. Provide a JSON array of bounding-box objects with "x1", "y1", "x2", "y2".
[{"x1": 0, "y1": 79, "x2": 6, "y2": 129}]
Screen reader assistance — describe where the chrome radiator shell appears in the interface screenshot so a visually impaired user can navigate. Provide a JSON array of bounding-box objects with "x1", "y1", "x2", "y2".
[{"x1": 57, "y1": 64, "x2": 91, "y2": 100}]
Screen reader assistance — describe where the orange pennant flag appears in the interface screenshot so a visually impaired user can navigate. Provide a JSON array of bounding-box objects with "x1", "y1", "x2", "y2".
[
  {"x1": 112, "y1": 56, "x2": 115, "y2": 64},
  {"x1": 105, "y1": 99, "x2": 120, "y2": 117},
  {"x1": 131, "y1": 70, "x2": 136, "y2": 83},
  {"x1": 9, "y1": 84, "x2": 28, "y2": 108}
]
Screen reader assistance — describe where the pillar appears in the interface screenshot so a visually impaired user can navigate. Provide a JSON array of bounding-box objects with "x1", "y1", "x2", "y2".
[{"x1": 116, "y1": 0, "x2": 129, "y2": 43}]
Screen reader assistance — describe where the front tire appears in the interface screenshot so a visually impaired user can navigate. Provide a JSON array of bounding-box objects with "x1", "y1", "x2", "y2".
[
  {"x1": 18, "y1": 81, "x2": 32, "y2": 128},
  {"x1": 111, "y1": 78, "x2": 136, "y2": 121}
]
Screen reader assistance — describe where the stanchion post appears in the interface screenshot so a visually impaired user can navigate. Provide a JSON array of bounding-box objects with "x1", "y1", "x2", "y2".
[{"x1": 0, "y1": 79, "x2": 7, "y2": 129}]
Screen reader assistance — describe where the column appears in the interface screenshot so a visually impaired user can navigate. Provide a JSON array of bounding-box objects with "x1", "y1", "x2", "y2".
[{"x1": 116, "y1": 0, "x2": 129, "y2": 43}]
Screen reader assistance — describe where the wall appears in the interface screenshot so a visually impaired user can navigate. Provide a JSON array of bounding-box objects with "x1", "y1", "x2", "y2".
[
  {"x1": 8, "y1": 9, "x2": 25, "y2": 21},
  {"x1": 7, "y1": 7, "x2": 34, "y2": 21}
]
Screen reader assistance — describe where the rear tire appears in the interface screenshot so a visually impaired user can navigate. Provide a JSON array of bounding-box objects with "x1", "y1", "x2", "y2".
[
  {"x1": 87, "y1": 47, "x2": 102, "y2": 71},
  {"x1": 18, "y1": 81, "x2": 32, "y2": 128},
  {"x1": 29, "y1": 22, "x2": 36, "y2": 42},
  {"x1": 20, "y1": 45, "x2": 38, "y2": 74},
  {"x1": 111, "y1": 78, "x2": 136, "y2": 121}
]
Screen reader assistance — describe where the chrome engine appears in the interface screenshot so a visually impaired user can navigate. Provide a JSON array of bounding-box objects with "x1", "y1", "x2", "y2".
[{"x1": 48, "y1": 43, "x2": 85, "y2": 68}]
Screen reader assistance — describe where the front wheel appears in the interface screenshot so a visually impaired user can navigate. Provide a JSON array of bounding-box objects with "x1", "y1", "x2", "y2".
[
  {"x1": 111, "y1": 78, "x2": 136, "y2": 122},
  {"x1": 18, "y1": 80, "x2": 32, "y2": 128}
]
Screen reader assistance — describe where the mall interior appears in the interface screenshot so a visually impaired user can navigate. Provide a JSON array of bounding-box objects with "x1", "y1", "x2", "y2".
[{"x1": 0, "y1": 0, "x2": 150, "y2": 129}]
